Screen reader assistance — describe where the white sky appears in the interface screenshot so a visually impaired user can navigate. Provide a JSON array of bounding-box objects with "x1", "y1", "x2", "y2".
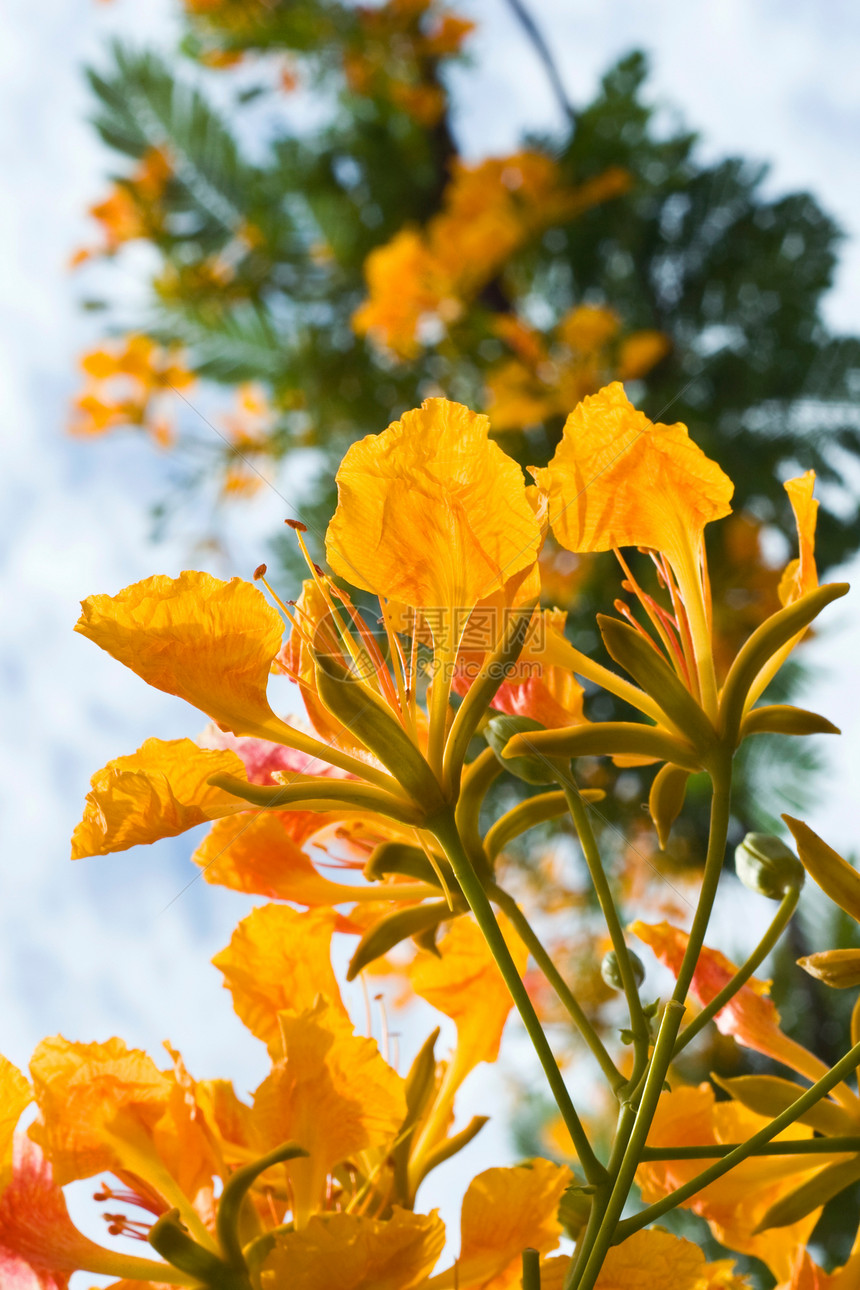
[{"x1": 1, "y1": 0, "x2": 859, "y2": 1278}]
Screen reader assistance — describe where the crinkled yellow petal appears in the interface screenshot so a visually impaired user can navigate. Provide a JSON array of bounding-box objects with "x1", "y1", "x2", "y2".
[
  {"x1": 72, "y1": 737, "x2": 248, "y2": 858},
  {"x1": 533, "y1": 382, "x2": 733, "y2": 579},
  {"x1": 637, "y1": 1082, "x2": 830, "y2": 1281},
  {"x1": 778, "y1": 472, "x2": 819, "y2": 607},
  {"x1": 28, "y1": 1037, "x2": 170, "y2": 1185},
  {"x1": 260, "y1": 1208, "x2": 444, "y2": 1290},
  {"x1": 76, "y1": 571, "x2": 290, "y2": 740},
  {"x1": 213, "y1": 904, "x2": 344, "y2": 1051},
  {"x1": 252, "y1": 997, "x2": 406, "y2": 1225},
  {"x1": 192, "y1": 811, "x2": 364, "y2": 905},
  {"x1": 428, "y1": 1160, "x2": 569, "y2": 1289},
  {"x1": 592, "y1": 1229, "x2": 708, "y2": 1290},
  {"x1": 326, "y1": 399, "x2": 541, "y2": 621},
  {"x1": 408, "y1": 916, "x2": 528, "y2": 1073},
  {"x1": 0, "y1": 1058, "x2": 31, "y2": 1185}
]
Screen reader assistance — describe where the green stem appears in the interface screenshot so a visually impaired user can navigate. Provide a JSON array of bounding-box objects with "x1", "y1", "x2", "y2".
[
  {"x1": 454, "y1": 746, "x2": 501, "y2": 870},
  {"x1": 674, "y1": 883, "x2": 799, "y2": 1056},
  {"x1": 432, "y1": 810, "x2": 607, "y2": 1186},
  {"x1": 566, "y1": 1102, "x2": 637, "y2": 1288},
  {"x1": 491, "y1": 885, "x2": 625, "y2": 1094},
  {"x1": 561, "y1": 782, "x2": 650, "y2": 1072},
  {"x1": 640, "y1": 1135, "x2": 860, "y2": 1160},
  {"x1": 570, "y1": 762, "x2": 733, "y2": 1289},
  {"x1": 569, "y1": 1002, "x2": 686, "y2": 1290},
  {"x1": 614, "y1": 1036, "x2": 860, "y2": 1243},
  {"x1": 522, "y1": 1247, "x2": 542, "y2": 1290}
]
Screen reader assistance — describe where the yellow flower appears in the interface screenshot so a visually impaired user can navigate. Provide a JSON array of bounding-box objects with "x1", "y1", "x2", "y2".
[
  {"x1": 542, "y1": 1229, "x2": 750, "y2": 1290},
  {"x1": 427, "y1": 1159, "x2": 570, "y2": 1289},
  {"x1": 326, "y1": 398, "x2": 541, "y2": 633},
  {"x1": 213, "y1": 903, "x2": 346, "y2": 1052},
  {"x1": 636, "y1": 1083, "x2": 834, "y2": 1282},
  {"x1": 532, "y1": 381, "x2": 733, "y2": 715},
  {"x1": 251, "y1": 996, "x2": 407, "y2": 1226},
  {"x1": 76, "y1": 570, "x2": 289, "y2": 741},
  {"x1": 260, "y1": 1207, "x2": 445, "y2": 1289},
  {"x1": 71, "y1": 736, "x2": 248, "y2": 858}
]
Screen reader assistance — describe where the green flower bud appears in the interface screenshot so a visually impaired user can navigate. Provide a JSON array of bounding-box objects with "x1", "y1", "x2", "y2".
[
  {"x1": 600, "y1": 949, "x2": 645, "y2": 992},
  {"x1": 735, "y1": 832, "x2": 805, "y2": 900}
]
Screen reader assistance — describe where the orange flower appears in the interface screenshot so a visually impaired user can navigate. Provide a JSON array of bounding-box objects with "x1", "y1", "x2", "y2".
[
  {"x1": 533, "y1": 381, "x2": 733, "y2": 715},
  {"x1": 631, "y1": 921, "x2": 851, "y2": 1092},
  {"x1": 354, "y1": 156, "x2": 630, "y2": 357},
  {"x1": 70, "y1": 334, "x2": 193, "y2": 445}
]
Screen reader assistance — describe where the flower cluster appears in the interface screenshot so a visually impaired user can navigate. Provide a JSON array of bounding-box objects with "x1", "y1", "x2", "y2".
[{"x1": 11, "y1": 384, "x2": 856, "y2": 1287}]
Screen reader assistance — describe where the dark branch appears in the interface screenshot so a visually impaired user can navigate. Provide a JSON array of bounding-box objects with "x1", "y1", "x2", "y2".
[{"x1": 502, "y1": 0, "x2": 577, "y2": 127}]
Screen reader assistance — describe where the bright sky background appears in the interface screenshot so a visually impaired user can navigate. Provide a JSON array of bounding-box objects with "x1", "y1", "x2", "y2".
[{"x1": 2, "y1": 0, "x2": 860, "y2": 1278}]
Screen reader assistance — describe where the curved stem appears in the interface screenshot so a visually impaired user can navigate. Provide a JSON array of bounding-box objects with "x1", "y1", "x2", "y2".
[
  {"x1": 432, "y1": 810, "x2": 607, "y2": 1186},
  {"x1": 454, "y1": 746, "x2": 502, "y2": 869},
  {"x1": 491, "y1": 885, "x2": 625, "y2": 1094},
  {"x1": 614, "y1": 1036, "x2": 860, "y2": 1243},
  {"x1": 561, "y1": 783, "x2": 650, "y2": 1073},
  {"x1": 674, "y1": 883, "x2": 799, "y2": 1055}
]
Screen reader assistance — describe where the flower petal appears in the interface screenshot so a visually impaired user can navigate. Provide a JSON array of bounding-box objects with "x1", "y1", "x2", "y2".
[
  {"x1": 0, "y1": 1059, "x2": 31, "y2": 1185},
  {"x1": 213, "y1": 904, "x2": 344, "y2": 1051},
  {"x1": 326, "y1": 400, "x2": 541, "y2": 621},
  {"x1": 533, "y1": 382, "x2": 733, "y2": 578},
  {"x1": 429, "y1": 1160, "x2": 569, "y2": 1289},
  {"x1": 192, "y1": 811, "x2": 362, "y2": 905},
  {"x1": 260, "y1": 1207, "x2": 444, "y2": 1290},
  {"x1": 76, "y1": 571, "x2": 289, "y2": 740},
  {"x1": 408, "y1": 916, "x2": 527, "y2": 1073},
  {"x1": 778, "y1": 472, "x2": 819, "y2": 607},
  {"x1": 71, "y1": 737, "x2": 248, "y2": 858},
  {"x1": 637, "y1": 1083, "x2": 830, "y2": 1281},
  {"x1": 28, "y1": 1037, "x2": 170, "y2": 1186},
  {"x1": 252, "y1": 997, "x2": 406, "y2": 1225},
  {"x1": 631, "y1": 921, "x2": 830, "y2": 1083}
]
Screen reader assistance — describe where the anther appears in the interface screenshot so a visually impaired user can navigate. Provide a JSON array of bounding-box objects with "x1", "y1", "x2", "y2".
[
  {"x1": 285, "y1": 517, "x2": 308, "y2": 532},
  {"x1": 253, "y1": 563, "x2": 267, "y2": 580}
]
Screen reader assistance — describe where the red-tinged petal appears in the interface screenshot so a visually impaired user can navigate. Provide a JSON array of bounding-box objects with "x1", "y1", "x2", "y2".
[{"x1": 631, "y1": 921, "x2": 830, "y2": 1083}]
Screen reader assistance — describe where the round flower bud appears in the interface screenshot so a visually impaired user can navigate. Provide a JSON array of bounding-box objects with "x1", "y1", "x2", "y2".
[
  {"x1": 600, "y1": 949, "x2": 645, "y2": 992},
  {"x1": 735, "y1": 832, "x2": 805, "y2": 900}
]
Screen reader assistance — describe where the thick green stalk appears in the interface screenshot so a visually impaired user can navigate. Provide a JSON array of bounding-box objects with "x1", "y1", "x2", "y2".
[
  {"x1": 432, "y1": 810, "x2": 607, "y2": 1186},
  {"x1": 674, "y1": 882, "x2": 799, "y2": 1055},
  {"x1": 491, "y1": 885, "x2": 625, "y2": 1094},
  {"x1": 562, "y1": 783, "x2": 650, "y2": 1073},
  {"x1": 614, "y1": 1036, "x2": 860, "y2": 1242},
  {"x1": 522, "y1": 1247, "x2": 542, "y2": 1290},
  {"x1": 568, "y1": 1002, "x2": 686, "y2": 1290}
]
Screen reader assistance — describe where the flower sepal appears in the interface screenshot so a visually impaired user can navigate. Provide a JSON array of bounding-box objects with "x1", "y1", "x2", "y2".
[
  {"x1": 503, "y1": 721, "x2": 702, "y2": 772},
  {"x1": 312, "y1": 645, "x2": 446, "y2": 810},
  {"x1": 364, "y1": 840, "x2": 458, "y2": 895},
  {"x1": 648, "y1": 763, "x2": 691, "y2": 850},
  {"x1": 346, "y1": 899, "x2": 466, "y2": 979},
  {"x1": 597, "y1": 614, "x2": 718, "y2": 752},
  {"x1": 719, "y1": 582, "x2": 849, "y2": 744},
  {"x1": 741, "y1": 704, "x2": 840, "y2": 739},
  {"x1": 797, "y1": 949, "x2": 860, "y2": 989},
  {"x1": 207, "y1": 771, "x2": 426, "y2": 826}
]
